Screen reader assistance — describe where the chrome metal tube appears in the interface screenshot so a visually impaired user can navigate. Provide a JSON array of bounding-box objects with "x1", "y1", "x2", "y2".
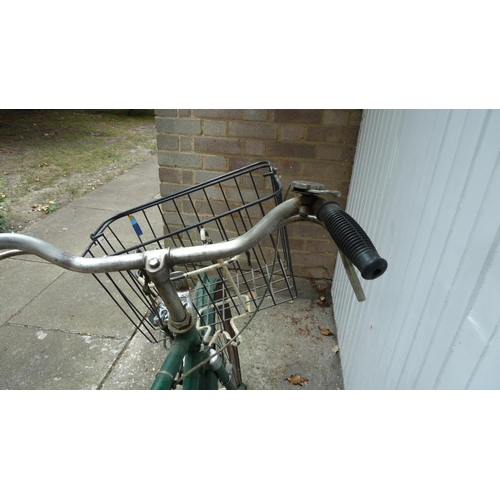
[
  {"x1": 0, "y1": 197, "x2": 302, "y2": 273},
  {"x1": 167, "y1": 197, "x2": 302, "y2": 265},
  {"x1": 0, "y1": 234, "x2": 145, "y2": 273}
]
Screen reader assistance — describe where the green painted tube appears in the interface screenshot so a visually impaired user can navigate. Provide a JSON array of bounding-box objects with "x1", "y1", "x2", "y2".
[
  {"x1": 202, "y1": 370, "x2": 219, "y2": 390},
  {"x1": 213, "y1": 363, "x2": 237, "y2": 390},
  {"x1": 150, "y1": 336, "x2": 190, "y2": 390},
  {"x1": 183, "y1": 350, "x2": 203, "y2": 390}
]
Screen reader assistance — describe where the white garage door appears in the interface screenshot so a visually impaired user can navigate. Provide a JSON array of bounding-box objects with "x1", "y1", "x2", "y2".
[{"x1": 332, "y1": 109, "x2": 500, "y2": 389}]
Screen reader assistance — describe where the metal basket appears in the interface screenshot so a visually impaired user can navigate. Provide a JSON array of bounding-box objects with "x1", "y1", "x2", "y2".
[{"x1": 82, "y1": 160, "x2": 297, "y2": 343}]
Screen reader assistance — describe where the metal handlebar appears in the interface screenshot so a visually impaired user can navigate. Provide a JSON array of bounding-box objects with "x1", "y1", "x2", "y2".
[{"x1": 0, "y1": 197, "x2": 303, "y2": 273}]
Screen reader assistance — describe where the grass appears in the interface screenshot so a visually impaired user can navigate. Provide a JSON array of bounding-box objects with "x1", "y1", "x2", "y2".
[{"x1": 0, "y1": 110, "x2": 157, "y2": 231}]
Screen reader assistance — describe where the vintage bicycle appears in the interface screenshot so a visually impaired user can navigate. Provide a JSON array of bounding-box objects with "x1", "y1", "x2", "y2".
[{"x1": 0, "y1": 161, "x2": 387, "y2": 389}]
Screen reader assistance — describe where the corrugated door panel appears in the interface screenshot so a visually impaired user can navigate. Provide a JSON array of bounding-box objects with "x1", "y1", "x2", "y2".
[
  {"x1": 437, "y1": 236, "x2": 500, "y2": 388},
  {"x1": 414, "y1": 112, "x2": 500, "y2": 388},
  {"x1": 333, "y1": 109, "x2": 500, "y2": 389},
  {"x1": 368, "y1": 110, "x2": 452, "y2": 387},
  {"x1": 390, "y1": 110, "x2": 492, "y2": 389}
]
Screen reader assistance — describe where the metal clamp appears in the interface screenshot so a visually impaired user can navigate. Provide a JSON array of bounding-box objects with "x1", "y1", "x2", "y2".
[{"x1": 290, "y1": 180, "x2": 341, "y2": 199}]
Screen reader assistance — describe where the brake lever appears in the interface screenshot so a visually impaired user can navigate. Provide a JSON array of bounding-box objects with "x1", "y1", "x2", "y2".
[{"x1": 339, "y1": 251, "x2": 366, "y2": 302}]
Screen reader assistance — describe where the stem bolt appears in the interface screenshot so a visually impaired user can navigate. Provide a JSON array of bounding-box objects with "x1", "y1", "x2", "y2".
[{"x1": 149, "y1": 258, "x2": 160, "y2": 269}]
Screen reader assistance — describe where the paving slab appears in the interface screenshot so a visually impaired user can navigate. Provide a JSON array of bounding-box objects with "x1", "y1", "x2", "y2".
[
  {"x1": 0, "y1": 324, "x2": 127, "y2": 390},
  {"x1": 21, "y1": 205, "x2": 120, "y2": 256},
  {"x1": 0, "y1": 259, "x2": 64, "y2": 325},
  {"x1": 237, "y1": 296, "x2": 344, "y2": 390},
  {"x1": 99, "y1": 279, "x2": 344, "y2": 390},
  {"x1": 11, "y1": 271, "x2": 135, "y2": 338},
  {"x1": 100, "y1": 332, "x2": 170, "y2": 390},
  {"x1": 73, "y1": 156, "x2": 160, "y2": 212}
]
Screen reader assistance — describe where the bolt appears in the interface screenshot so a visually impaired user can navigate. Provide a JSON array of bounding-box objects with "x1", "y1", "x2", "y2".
[{"x1": 149, "y1": 258, "x2": 160, "y2": 269}]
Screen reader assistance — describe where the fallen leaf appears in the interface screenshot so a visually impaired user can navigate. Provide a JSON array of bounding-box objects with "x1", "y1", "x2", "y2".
[
  {"x1": 316, "y1": 296, "x2": 331, "y2": 307},
  {"x1": 319, "y1": 327, "x2": 334, "y2": 336},
  {"x1": 332, "y1": 345, "x2": 340, "y2": 354},
  {"x1": 286, "y1": 374, "x2": 309, "y2": 386}
]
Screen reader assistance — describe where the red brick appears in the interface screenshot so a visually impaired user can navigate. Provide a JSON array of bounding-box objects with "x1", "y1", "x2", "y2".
[
  {"x1": 299, "y1": 161, "x2": 352, "y2": 182},
  {"x1": 279, "y1": 125, "x2": 305, "y2": 141},
  {"x1": 243, "y1": 109, "x2": 269, "y2": 121},
  {"x1": 267, "y1": 141, "x2": 315, "y2": 159},
  {"x1": 324, "y1": 110, "x2": 350, "y2": 126},
  {"x1": 156, "y1": 134, "x2": 179, "y2": 151},
  {"x1": 290, "y1": 222, "x2": 328, "y2": 239},
  {"x1": 180, "y1": 136, "x2": 192, "y2": 151},
  {"x1": 315, "y1": 144, "x2": 343, "y2": 161},
  {"x1": 193, "y1": 110, "x2": 243, "y2": 119},
  {"x1": 156, "y1": 117, "x2": 201, "y2": 135},
  {"x1": 306, "y1": 126, "x2": 359, "y2": 144},
  {"x1": 343, "y1": 145, "x2": 357, "y2": 162},
  {"x1": 203, "y1": 155, "x2": 227, "y2": 170},
  {"x1": 194, "y1": 170, "x2": 224, "y2": 184},
  {"x1": 204, "y1": 119, "x2": 227, "y2": 136},
  {"x1": 302, "y1": 237, "x2": 336, "y2": 255},
  {"x1": 243, "y1": 139, "x2": 266, "y2": 156},
  {"x1": 286, "y1": 237, "x2": 304, "y2": 251},
  {"x1": 160, "y1": 183, "x2": 185, "y2": 198},
  {"x1": 273, "y1": 110, "x2": 323, "y2": 124},
  {"x1": 275, "y1": 159, "x2": 303, "y2": 179},
  {"x1": 294, "y1": 251, "x2": 335, "y2": 268},
  {"x1": 155, "y1": 109, "x2": 177, "y2": 117},
  {"x1": 228, "y1": 157, "x2": 257, "y2": 170},
  {"x1": 240, "y1": 171, "x2": 266, "y2": 190},
  {"x1": 194, "y1": 137, "x2": 242, "y2": 155},
  {"x1": 159, "y1": 166, "x2": 183, "y2": 184},
  {"x1": 349, "y1": 110, "x2": 363, "y2": 126},
  {"x1": 182, "y1": 169, "x2": 194, "y2": 185},
  {"x1": 228, "y1": 121, "x2": 276, "y2": 139}
]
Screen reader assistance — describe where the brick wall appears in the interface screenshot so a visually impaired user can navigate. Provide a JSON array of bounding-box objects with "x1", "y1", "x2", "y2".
[{"x1": 155, "y1": 109, "x2": 362, "y2": 279}]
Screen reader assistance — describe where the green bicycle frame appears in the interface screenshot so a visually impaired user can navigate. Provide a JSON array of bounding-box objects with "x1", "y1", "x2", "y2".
[{"x1": 150, "y1": 273, "x2": 241, "y2": 390}]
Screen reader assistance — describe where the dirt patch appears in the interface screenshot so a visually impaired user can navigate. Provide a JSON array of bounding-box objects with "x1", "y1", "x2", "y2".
[{"x1": 0, "y1": 110, "x2": 156, "y2": 232}]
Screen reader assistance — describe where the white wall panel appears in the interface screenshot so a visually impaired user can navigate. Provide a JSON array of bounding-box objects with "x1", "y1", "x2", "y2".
[{"x1": 332, "y1": 109, "x2": 500, "y2": 389}]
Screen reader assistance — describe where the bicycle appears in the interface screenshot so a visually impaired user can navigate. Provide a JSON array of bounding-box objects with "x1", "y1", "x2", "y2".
[{"x1": 0, "y1": 161, "x2": 387, "y2": 389}]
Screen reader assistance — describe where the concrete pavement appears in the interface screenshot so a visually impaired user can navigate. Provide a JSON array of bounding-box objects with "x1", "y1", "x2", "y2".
[{"x1": 0, "y1": 156, "x2": 344, "y2": 390}]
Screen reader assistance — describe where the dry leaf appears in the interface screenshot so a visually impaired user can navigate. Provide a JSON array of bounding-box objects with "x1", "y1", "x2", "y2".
[
  {"x1": 316, "y1": 296, "x2": 331, "y2": 307},
  {"x1": 286, "y1": 374, "x2": 309, "y2": 386},
  {"x1": 319, "y1": 327, "x2": 334, "y2": 336}
]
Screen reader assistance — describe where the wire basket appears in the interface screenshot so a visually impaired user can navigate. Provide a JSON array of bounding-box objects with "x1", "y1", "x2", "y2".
[{"x1": 82, "y1": 160, "x2": 297, "y2": 343}]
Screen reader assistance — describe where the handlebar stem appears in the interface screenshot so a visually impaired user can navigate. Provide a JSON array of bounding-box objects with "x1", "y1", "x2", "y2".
[{"x1": 144, "y1": 252, "x2": 194, "y2": 334}]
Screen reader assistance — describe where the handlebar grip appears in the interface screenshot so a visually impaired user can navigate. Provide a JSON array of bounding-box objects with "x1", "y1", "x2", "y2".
[{"x1": 315, "y1": 201, "x2": 388, "y2": 280}]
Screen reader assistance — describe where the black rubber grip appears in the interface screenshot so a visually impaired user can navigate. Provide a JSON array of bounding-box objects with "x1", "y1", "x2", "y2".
[{"x1": 315, "y1": 201, "x2": 388, "y2": 280}]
